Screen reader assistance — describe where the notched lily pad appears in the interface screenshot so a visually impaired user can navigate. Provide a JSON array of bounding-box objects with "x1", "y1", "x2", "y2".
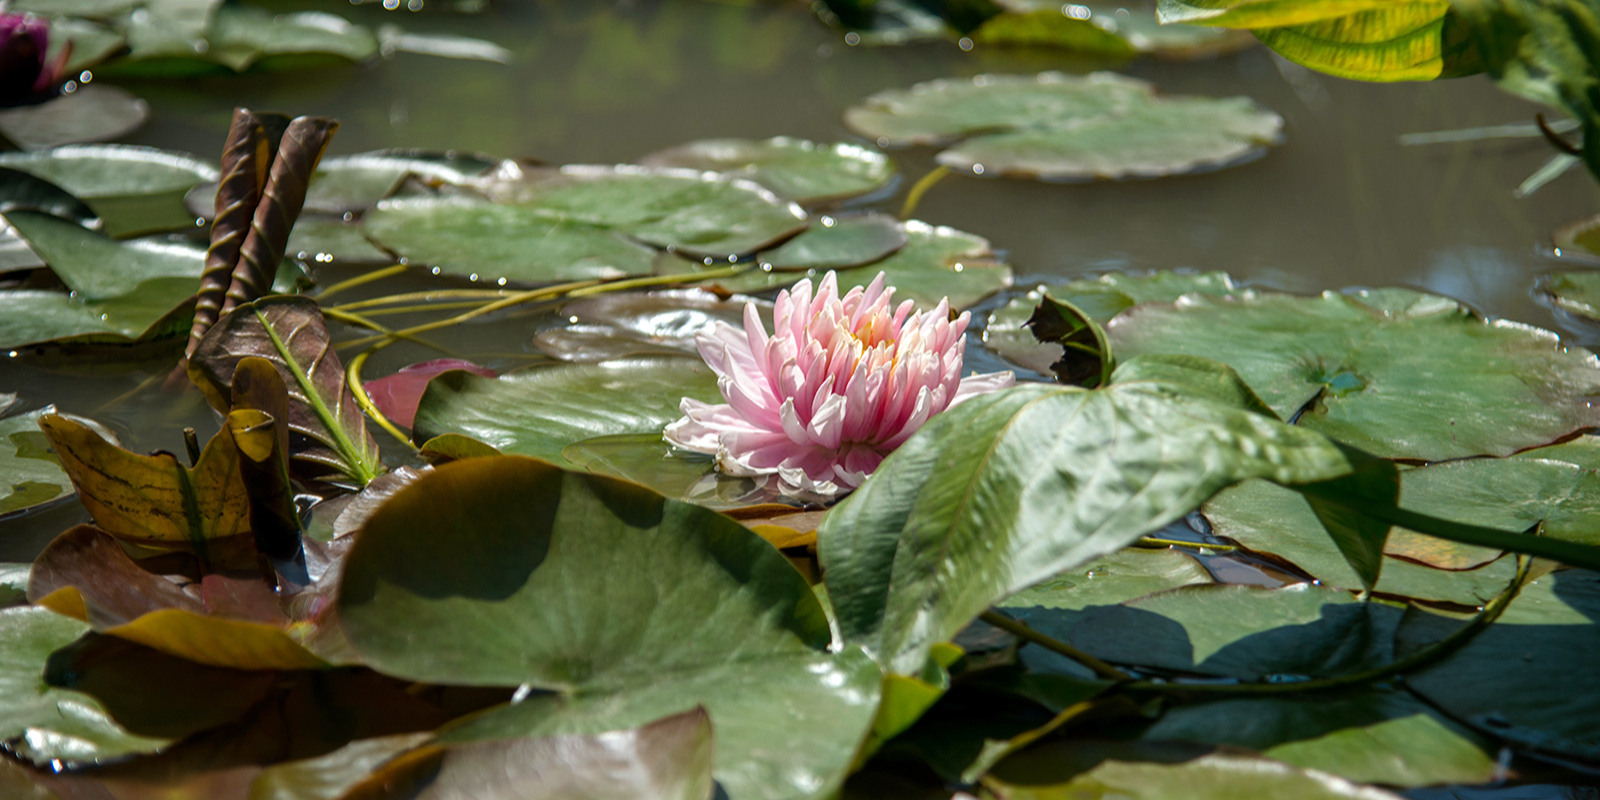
[
  {"x1": 1108, "y1": 287, "x2": 1600, "y2": 461},
  {"x1": 637, "y1": 136, "x2": 895, "y2": 205},
  {"x1": 844, "y1": 71, "x2": 1283, "y2": 181}
]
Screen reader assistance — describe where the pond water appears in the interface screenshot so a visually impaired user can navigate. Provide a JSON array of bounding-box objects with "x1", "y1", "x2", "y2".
[{"x1": 1, "y1": 4, "x2": 1598, "y2": 796}]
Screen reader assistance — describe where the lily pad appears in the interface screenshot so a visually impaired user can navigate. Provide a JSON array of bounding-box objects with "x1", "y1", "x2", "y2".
[
  {"x1": 0, "y1": 144, "x2": 216, "y2": 199},
  {"x1": 247, "y1": 733, "x2": 433, "y2": 800},
  {"x1": 304, "y1": 149, "x2": 498, "y2": 215},
  {"x1": 6, "y1": 209, "x2": 203, "y2": 301},
  {"x1": 0, "y1": 606, "x2": 169, "y2": 764},
  {"x1": 1141, "y1": 690, "x2": 1496, "y2": 788},
  {"x1": 1540, "y1": 270, "x2": 1600, "y2": 324},
  {"x1": 363, "y1": 194, "x2": 659, "y2": 282},
  {"x1": 0, "y1": 406, "x2": 74, "y2": 519},
  {"x1": 365, "y1": 358, "x2": 496, "y2": 429},
  {"x1": 1203, "y1": 479, "x2": 1519, "y2": 606},
  {"x1": 285, "y1": 217, "x2": 394, "y2": 264},
  {"x1": 820, "y1": 359, "x2": 1359, "y2": 676},
  {"x1": 412, "y1": 356, "x2": 721, "y2": 468},
  {"x1": 680, "y1": 219, "x2": 1011, "y2": 310},
  {"x1": 984, "y1": 271, "x2": 1237, "y2": 373},
  {"x1": 844, "y1": 72, "x2": 1282, "y2": 181},
  {"x1": 110, "y1": 5, "x2": 378, "y2": 76},
  {"x1": 336, "y1": 457, "x2": 882, "y2": 800},
  {"x1": 1552, "y1": 213, "x2": 1600, "y2": 264},
  {"x1": 1405, "y1": 569, "x2": 1600, "y2": 761},
  {"x1": 759, "y1": 213, "x2": 907, "y2": 270},
  {"x1": 0, "y1": 85, "x2": 148, "y2": 151},
  {"x1": 1070, "y1": 583, "x2": 1401, "y2": 680},
  {"x1": 637, "y1": 136, "x2": 895, "y2": 205},
  {"x1": 1108, "y1": 288, "x2": 1600, "y2": 460},
  {"x1": 0, "y1": 282, "x2": 196, "y2": 373}
]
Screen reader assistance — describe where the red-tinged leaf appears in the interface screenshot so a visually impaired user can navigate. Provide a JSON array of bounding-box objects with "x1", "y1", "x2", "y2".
[{"x1": 364, "y1": 359, "x2": 496, "y2": 429}]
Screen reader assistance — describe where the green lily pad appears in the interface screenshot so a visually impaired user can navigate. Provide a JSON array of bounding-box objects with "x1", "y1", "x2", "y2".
[
  {"x1": 977, "y1": 1, "x2": 1257, "y2": 58},
  {"x1": 43, "y1": 17, "x2": 127, "y2": 74},
  {"x1": 305, "y1": 149, "x2": 497, "y2": 215},
  {"x1": 0, "y1": 564, "x2": 29, "y2": 608},
  {"x1": 336, "y1": 457, "x2": 882, "y2": 800},
  {"x1": 110, "y1": 5, "x2": 378, "y2": 77},
  {"x1": 6, "y1": 211, "x2": 203, "y2": 300},
  {"x1": 637, "y1": 136, "x2": 895, "y2": 205},
  {"x1": 1070, "y1": 583, "x2": 1400, "y2": 680},
  {"x1": 0, "y1": 85, "x2": 148, "y2": 151},
  {"x1": 1108, "y1": 288, "x2": 1600, "y2": 460},
  {"x1": 560, "y1": 433, "x2": 772, "y2": 510},
  {"x1": 984, "y1": 271, "x2": 1237, "y2": 373},
  {"x1": 760, "y1": 213, "x2": 907, "y2": 271},
  {"x1": 286, "y1": 217, "x2": 394, "y2": 265},
  {"x1": 0, "y1": 145, "x2": 216, "y2": 199},
  {"x1": 1552, "y1": 212, "x2": 1600, "y2": 264},
  {"x1": 363, "y1": 194, "x2": 658, "y2": 283},
  {"x1": 985, "y1": 753, "x2": 1405, "y2": 799},
  {"x1": 0, "y1": 406, "x2": 74, "y2": 519},
  {"x1": 820, "y1": 359, "x2": 1360, "y2": 676},
  {"x1": 468, "y1": 163, "x2": 811, "y2": 258},
  {"x1": 677, "y1": 219, "x2": 1011, "y2": 310},
  {"x1": 0, "y1": 606, "x2": 169, "y2": 763},
  {"x1": 844, "y1": 72, "x2": 1282, "y2": 181},
  {"x1": 412, "y1": 356, "x2": 722, "y2": 469},
  {"x1": 1203, "y1": 479, "x2": 1519, "y2": 606},
  {"x1": 1405, "y1": 569, "x2": 1600, "y2": 761},
  {"x1": 1141, "y1": 690, "x2": 1496, "y2": 788}
]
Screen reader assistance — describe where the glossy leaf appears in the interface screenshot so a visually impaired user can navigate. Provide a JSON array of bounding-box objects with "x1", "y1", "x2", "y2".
[
  {"x1": 1541, "y1": 269, "x2": 1600, "y2": 323},
  {"x1": 304, "y1": 149, "x2": 497, "y2": 215},
  {"x1": 37, "y1": 414, "x2": 249, "y2": 551},
  {"x1": 0, "y1": 406, "x2": 73, "y2": 519},
  {"x1": 0, "y1": 284, "x2": 195, "y2": 373},
  {"x1": 336, "y1": 457, "x2": 882, "y2": 800},
  {"x1": 412, "y1": 356, "x2": 720, "y2": 468},
  {"x1": 819, "y1": 359, "x2": 1359, "y2": 675},
  {"x1": 1108, "y1": 287, "x2": 1600, "y2": 460},
  {"x1": 844, "y1": 72, "x2": 1282, "y2": 181},
  {"x1": 637, "y1": 136, "x2": 895, "y2": 205},
  {"x1": 533, "y1": 288, "x2": 760, "y2": 363},
  {"x1": 0, "y1": 144, "x2": 216, "y2": 199},
  {"x1": 7, "y1": 210, "x2": 204, "y2": 300},
  {"x1": 247, "y1": 733, "x2": 432, "y2": 800},
  {"x1": 977, "y1": 1, "x2": 1256, "y2": 58},
  {"x1": 364, "y1": 359, "x2": 496, "y2": 429},
  {"x1": 0, "y1": 165, "x2": 98, "y2": 226},
  {"x1": 759, "y1": 213, "x2": 907, "y2": 271},
  {"x1": 188, "y1": 295, "x2": 383, "y2": 487},
  {"x1": 0, "y1": 85, "x2": 149, "y2": 151}
]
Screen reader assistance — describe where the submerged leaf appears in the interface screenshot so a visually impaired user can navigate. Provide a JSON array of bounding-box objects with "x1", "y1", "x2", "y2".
[
  {"x1": 336, "y1": 457, "x2": 881, "y2": 800},
  {"x1": 189, "y1": 295, "x2": 383, "y2": 487}
]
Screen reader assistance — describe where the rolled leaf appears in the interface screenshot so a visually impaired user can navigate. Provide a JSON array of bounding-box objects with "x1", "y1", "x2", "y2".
[{"x1": 222, "y1": 116, "x2": 339, "y2": 318}]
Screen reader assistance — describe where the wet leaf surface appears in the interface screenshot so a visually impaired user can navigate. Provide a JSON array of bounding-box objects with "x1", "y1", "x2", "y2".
[
  {"x1": 0, "y1": 144, "x2": 217, "y2": 198},
  {"x1": 304, "y1": 150, "x2": 497, "y2": 215},
  {"x1": 532, "y1": 288, "x2": 758, "y2": 363},
  {"x1": 844, "y1": 72, "x2": 1282, "y2": 180},
  {"x1": 7, "y1": 210, "x2": 204, "y2": 300},
  {"x1": 413, "y1": 356, "x2": 720, "y2": 468},
  {"x1": 759, "y1": 213, "x2": 907, "y2": 270},
  {"x1": 820, "y1": 359, "x2": 1358, "y2": 676},
  {"x1": 337, "y1": 457, "x2": 881, "y2": 800},
  {"x1": 638, "y1": 136, "x2": 894, "y2": 205},
  {"x1": 1108, "y1": 287, "x2": 1600, "y2": 460},
  {"x1": 0, "y1": 86, "x2": 149, "y2": 151},
  {"x1": 982, "y1": 752, "x2": 1406, "y2": 799}
]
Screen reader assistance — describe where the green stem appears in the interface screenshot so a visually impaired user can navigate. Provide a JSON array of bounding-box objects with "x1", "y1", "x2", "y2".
[
  {"x1": 1134, "y1": 537, "x2": 1236, "y2": 552},
  {"x1": 316, "y1": 264, "x2": 407, "y2": 300},
  {"x1": 254, "y1": 308, "x2": 381, "y2": 486},
  {"x1": 1123, "y1": 556, "x2": 1532, "y2": 696},
  {"x1": 900, "y1": 166, "x2": 950, "y2": 220},
  {"x1": 322, "y1": 308, "x2": 454, "y2": 354},
  {"x1": 979, "y1": 611, "x2": 1132, "y2": 681},
  {"x1": 329, "y1": 288, "x2": 523, "y2": 314}
]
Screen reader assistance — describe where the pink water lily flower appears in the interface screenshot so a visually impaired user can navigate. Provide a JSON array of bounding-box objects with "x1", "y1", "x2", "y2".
[{"x1": 664, "y1": 271, "x2": 1014, "y2": 498}]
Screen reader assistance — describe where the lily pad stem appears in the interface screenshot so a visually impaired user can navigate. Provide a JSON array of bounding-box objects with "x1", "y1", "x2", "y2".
[
  {"x1": 317, "y1": 264, "x2": 408, "y2": 300},
  {"x1": 1133, "y1": 536, "x2": 1235, "y2": 552},
  {"x1": 900, "y1": 166, "x2": 950, "y2": 220},
  {"x1": 322, "y1": 307, "x2": 454, "y2": 354},
  {"x1": 1123, "y1": 555, "x2": 1533, "y2": 696},
  {"x1": 978, "y1": 611, "x2": 1132, "y2": 681},
  {"x1": 329, "y1": 288, "x2": 521, "y2": 314},
  {"x1": 346, "y1": 346, "x2": 416, "y2": 451}
]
